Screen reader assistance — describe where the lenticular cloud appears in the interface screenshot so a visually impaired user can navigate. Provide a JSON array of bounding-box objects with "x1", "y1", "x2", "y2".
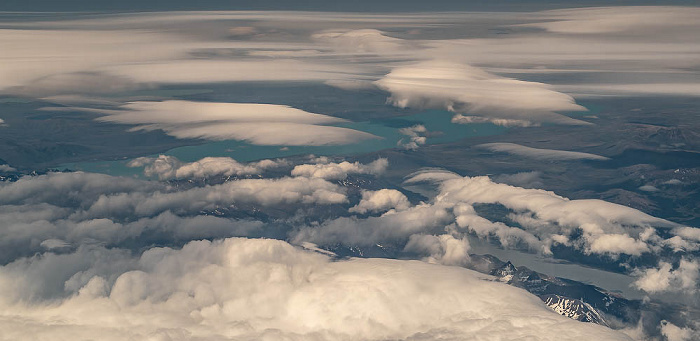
[
  {"x1": 0, "y1": 237, "x2": 633, "y2": 341},
  {"x1": 65, "y1": 100, "x2": 378, "y2": 146}
]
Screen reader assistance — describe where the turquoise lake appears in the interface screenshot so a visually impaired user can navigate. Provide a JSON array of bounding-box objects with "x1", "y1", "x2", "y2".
[{"x1": 58, "y1": 110, "x2": 508, "y2": 177}]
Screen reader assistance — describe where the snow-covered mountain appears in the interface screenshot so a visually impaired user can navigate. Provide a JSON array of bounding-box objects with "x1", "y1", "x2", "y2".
[{"x1": 542, "y1": 294, "x2": 608, "y2": 326}]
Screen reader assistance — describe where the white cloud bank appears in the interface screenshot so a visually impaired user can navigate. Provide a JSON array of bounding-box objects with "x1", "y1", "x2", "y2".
[
  {"x1": 127, "y1": 154, "x2": 288, "y2": 180},
  {"x1": 398, "y1": 172, "x2": 681, "y2": 257},
  {"x1": 0, "y1": 237, "x2": 633, "y2": 341},
  {"x1": 349, "y1": 189, "x2": 410, "y2": 214},
  {"x1": 633, "y1": 258, "x2": 699, "y2": 294},
  {"x1": 291, "y1": 158, "x2": 388, "y2": 180},
  {"x1": 0, "y1": 170, "x2": 349, "y2": 261}
]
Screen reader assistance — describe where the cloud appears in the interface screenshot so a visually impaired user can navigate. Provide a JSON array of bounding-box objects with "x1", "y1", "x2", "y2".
[
  {"x1": 453, "y1": 204, "x2": 544, "y2": 252},
  {"x1": 349, "y1": 189, "x2": 410, "y2": 214},
  {"x1": 291, "y1": 158, "x2": 388, "y2": 180},
  {"x1": 492, "y1": 171, "x2": 544, "y2": 188},
  {"x1": 0, "y1": 25, "x2": 358, "y2": 95},
  {"x1": 451, "y1": 114, "x2": 537, "y2": 127},
  {"x1": 403, "y1": 233, "x2": 471, "y2": 266},
  {"x1": 375, "y1": 60, "x2": 588, "y2": 125},
  {"x1": 6, "y1": 72, "x2": 143, "y2": 98},
  {"x1": 0, "y1": 170, "x2": 347, "y2": 261},
  {"x1": 312, "y1": 29, "x2": 415, "y2": 55},
  {"x1": 527, "y1": 6, "x2": 700, "y2": 35},
  {"x1": 661, "y1": 320, "x2": 696, "y2": 341},
  {"x1": 588, "y1": 234, "x2": 650, "y2": 256},
  {"x1": 127, "y1": 155, "x2": 288, "y2": 180},
  {"x1": 673, "y1": 227, "x2": 700, "y2": 242},
  {"x1": 403, "y1": 172, "x2": 678, "y2": 257},
  {"x1": 633, "y1": 258, "x2": 699, "y2": 294},
  {"x1": 397, "y1": 124, "x2": 428, "y2": 150},
  {"x1": 79, "y1": 176, "x2": 349, "y2": 219},
  {"x1": 2, "y1": 7, "x2": 699, "y2": 104},
  {"x1": 476, "y1": 143, "x2": 610, "y2": 161},
  {"x1": 0, "y1": 237, "x2": 634, "y2": 340},
  {"x1": 292, "y1": 203, "x2": 453, "y2": 247},
  {"x1": 638, "y1": 185, "x2": 659, "y2": 192},
  {"x1": 0, "y1": 164, "x2": 16, "y2": 172},
  {"x1": 0, "y1": 172, "x2": 164, "y2": 207},
  {"x1": 108, "y1": 59, "x2": 356, "y2": 85},
  {"x1": 59, "y1": 100, "x2": 378, "y2": 145},
  {"x1": 403, "y1": 168, "x2": 461, "y2": 184}
]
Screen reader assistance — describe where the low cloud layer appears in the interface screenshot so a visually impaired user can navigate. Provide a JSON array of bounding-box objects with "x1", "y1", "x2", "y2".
[
  {"x1": 395, "y1": 171, "x2": 699, "y2": 268},
  {"x1": 128, "y1": 155, "x2": 288, "y2": 180},
  {"x1": 349, "y1": 189, "x2": 410, "y2": 214},
  {"x1": 0, "y1": 238, "x2": 633, "y2": 341},
  {"x1": 0, "y1": 155, "x2": 697, "y2": 339},
  {"x1": 291, "y1": 158, "x2": 388, "y2": 180}
]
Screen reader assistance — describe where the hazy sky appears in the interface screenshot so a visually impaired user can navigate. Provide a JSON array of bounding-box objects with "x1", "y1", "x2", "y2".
[{"x1": 1, "y1": 0, "x2": 698, "y2": 12}]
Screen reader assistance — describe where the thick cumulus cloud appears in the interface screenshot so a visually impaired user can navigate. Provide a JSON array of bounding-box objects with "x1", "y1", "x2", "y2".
[
  {"x1": 397, "y1": 124, "x2": 428, "y2": 150},
  {"x1": 78, "y1": 176, "x2": 348, "y2": 219},
  {"x1": 0, "y1": 156, "x2": 396, "y2": 263},
  {"x1": 633, "y1": 258, "x2": 699, "y2": 294},
  {"x1": 291, "y1": 158, "x2": 388, "y2": 180},
  {"x1": 0, "y1": 161, "x2": 696, "y2": 339},
  {"x1": 403, "y1": 233, "x2": 471, "y2": 266},
  {"x1": 0, "y1": 237, "x2": 633, "y2": 341},
  {"x1": 292, "y1": 203, "x2": 454, "y2": 247},
  {"x1": 0, "y1": 171, "x2": 164, "y2": 206},
  {"x1": 401, "y1": 172, "x2": 689, "y2": 257},
  {"x1": 661, "y1": 320, "x2": 697, "y2": 341},
  {"x1": 0, "y1": 169, "x2": 348, "y2": 262},
  {"x1": 349, "y1": 189, "x2": 410, "y2": 214},
  {"x1": 127, "y1": 154, "x2": 288, "y2": 180},
  {"x1": 375, "y1": 60, "x2": 588, "y2": 125},
  {"x1": 476, "y1": 143, "x2": 610, "y2": 161},
  {"x1": 63, "y1": 100, "x2": 377, "y2": 145}
]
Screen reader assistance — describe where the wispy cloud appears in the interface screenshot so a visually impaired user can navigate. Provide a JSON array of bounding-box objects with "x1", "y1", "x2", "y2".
[{"x1": 476, "y1": 143, "x2": 610, "y2": 161}]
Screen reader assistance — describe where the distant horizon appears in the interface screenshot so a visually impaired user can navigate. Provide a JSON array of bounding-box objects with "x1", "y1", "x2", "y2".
[{"x1": 1, "y1": 0, "x2": 698, "y2": 13}]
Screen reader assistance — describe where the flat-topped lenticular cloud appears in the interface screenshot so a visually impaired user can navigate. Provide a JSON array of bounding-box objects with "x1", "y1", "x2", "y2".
[
  {"x1": 476, "y1": 143, "x2": 610, "y2": 161},
  {"x1": 375, "y1": 60, "x2": 589, "y2": 125},
  {"x1": 58, "y1": 100, "x2": 379, "y2": 145}
]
